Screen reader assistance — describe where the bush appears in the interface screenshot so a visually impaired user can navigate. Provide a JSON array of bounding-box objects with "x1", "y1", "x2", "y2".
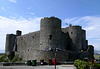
[
  {"x1": 74, "y1": 59, "x2": 89, "y2": 69},
  {"x1": 94, "y1": 63, "x2": 100, "y2": 69},
  {"x1": 0, "y1": 54, "x2": 9, "y2": 62},
  {"x1": 0, "y1": 54, "x2": 23, "y2": 62},
  {"x1": 11, "y1": 54, "x2": 22, "y2": 62}
]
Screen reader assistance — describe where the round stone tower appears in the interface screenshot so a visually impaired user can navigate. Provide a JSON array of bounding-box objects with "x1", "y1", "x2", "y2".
[
  {"x1": 68, "y1": 26, "x2": 82, "y2": 51},
  {"x1": 82, "y1": 30, "x2": 87, "y2": 51},
  {"x1": 40, "y1": 17, "x2": 62, "y2": 50},
  {"x1": 5, "y1": 34, "x2": 16, "y2": 53},
  {"x1": 16, "y1": 30, "x2": 22, "y2": 36}
]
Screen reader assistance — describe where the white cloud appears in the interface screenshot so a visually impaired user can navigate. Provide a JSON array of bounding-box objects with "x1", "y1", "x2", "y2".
[
  {"x1": 8, "y1": 0, "x2": 17, "y2": 3},
  {"x1": 30, "y1": 12, "x2": 35, "y2": 15},
  {"x1": 0, "y1": 16, "x2": 42, "y2": 50},
  {"x1": 1, "y1": 16, "x2": 100, "y2": 51},
  {"x1": 63, "y1": 16, "x2": 100, "y2": 50}
]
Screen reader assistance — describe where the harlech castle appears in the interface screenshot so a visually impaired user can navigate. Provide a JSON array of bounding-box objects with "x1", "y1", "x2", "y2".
[{"x1": 5, "y1": 17, "x2": 94, "y2": 62}]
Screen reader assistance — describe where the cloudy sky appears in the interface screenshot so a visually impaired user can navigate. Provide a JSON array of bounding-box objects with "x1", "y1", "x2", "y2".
[{"x1": 0, "y1": 0, "x2": 100, "y2": 51}]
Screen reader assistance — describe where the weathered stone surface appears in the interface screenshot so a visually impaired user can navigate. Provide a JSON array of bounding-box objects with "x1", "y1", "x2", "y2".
[
  {"x1": 5, "y1": 17, "x2": 94, "y2": 62},
  {"x1": 40, "y1": 17, "x2": 62, "y2": 50},
  {"x1": 5, "y1": 34, "x2": 16, "y2": 53}
]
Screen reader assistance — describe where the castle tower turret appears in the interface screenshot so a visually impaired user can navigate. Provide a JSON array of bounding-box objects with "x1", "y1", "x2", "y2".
[
  {"x1": 68, "y1": 26, "x2": 82, "y2": 51},
  {"x1": 40, "y1": 17, "x2": 62, "y2": 50},
  {"x1": 82, "y1": 30, "x2": 87, "y2": 51},
  {"x1": 16, "y1": 30, "x2": 22, "y2": 36},
  {"x1": 5, "y1": 34, "x2": 16, "y2": 53}
]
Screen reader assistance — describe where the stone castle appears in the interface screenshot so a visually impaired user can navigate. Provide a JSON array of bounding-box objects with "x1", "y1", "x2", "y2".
[{"x1": 5, "y1": 17, "x2": 94, "y2": 62}]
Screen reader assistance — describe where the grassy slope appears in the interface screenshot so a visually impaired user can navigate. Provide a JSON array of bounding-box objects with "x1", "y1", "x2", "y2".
[
  {"x1": 94, "y1": 54, "x2": 100, "y2": 58},
  {"x1": 0, "y1": 53, "x2": 4, "y2": 58}
]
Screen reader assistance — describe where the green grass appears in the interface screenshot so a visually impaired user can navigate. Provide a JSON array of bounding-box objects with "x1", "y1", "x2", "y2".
[
  {"x1": 0, "y1": 54, "x2": 9, "y2": 62},
  {"x1": 94, "y1": 54, "x2": 100, "y2": 58},
  {"x1": 0, "y1": 53, "x2": 4, "y2": 58}
]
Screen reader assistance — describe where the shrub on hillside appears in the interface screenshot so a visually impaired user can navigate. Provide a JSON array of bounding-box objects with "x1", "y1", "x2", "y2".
[
  {"x1": 74, "y1": 59, "x2": 89, "y2": 69},
  {"x1": 0, "y1": 54, "x2": 9, "y2": 62},
  {"x1": 94, "y1": 63, "x2": 100, "y2": 69},
  {"x1": 12, "y1": 54, "x2": 22, "y2": 62},
  {"x1": 0, "y1": 54, "x2": 23, "y2": 62}
]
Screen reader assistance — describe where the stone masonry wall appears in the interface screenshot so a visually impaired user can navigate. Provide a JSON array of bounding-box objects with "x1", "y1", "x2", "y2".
[
  {"x1": 5, "y1": 17, "x2": 94, "y2": 62},
  {"x1": 18, "y1": 50, "x2": 68, "y2": 62},
  {"x1": 16, "y1": 31, "x2": 40, "y2": 59}
]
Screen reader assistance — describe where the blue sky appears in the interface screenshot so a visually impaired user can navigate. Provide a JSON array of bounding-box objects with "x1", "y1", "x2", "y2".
[
  {"x1": 0, "y1": 0, "x2": 100, "y2": 19},
  {"x1": 0, "y1": 0, "x2": 100, "y2": 51}
]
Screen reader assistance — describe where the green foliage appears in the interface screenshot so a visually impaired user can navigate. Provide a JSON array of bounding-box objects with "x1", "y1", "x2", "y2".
[
  {"x1": 94, "y1": 63, "x2": 100, "y2": 69},
  {"x1": 0, "y1": 54, "x2": 23, "y2": 62},
  {"x1": 74, "y1": 59, "x2": 89, "y2": 69},
  {"x1": 11, "y1": 54, "x2": 22, "y2": 62},
  {"x1": 0, "y1": 54, "x2": 9, "y2": 62}
]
